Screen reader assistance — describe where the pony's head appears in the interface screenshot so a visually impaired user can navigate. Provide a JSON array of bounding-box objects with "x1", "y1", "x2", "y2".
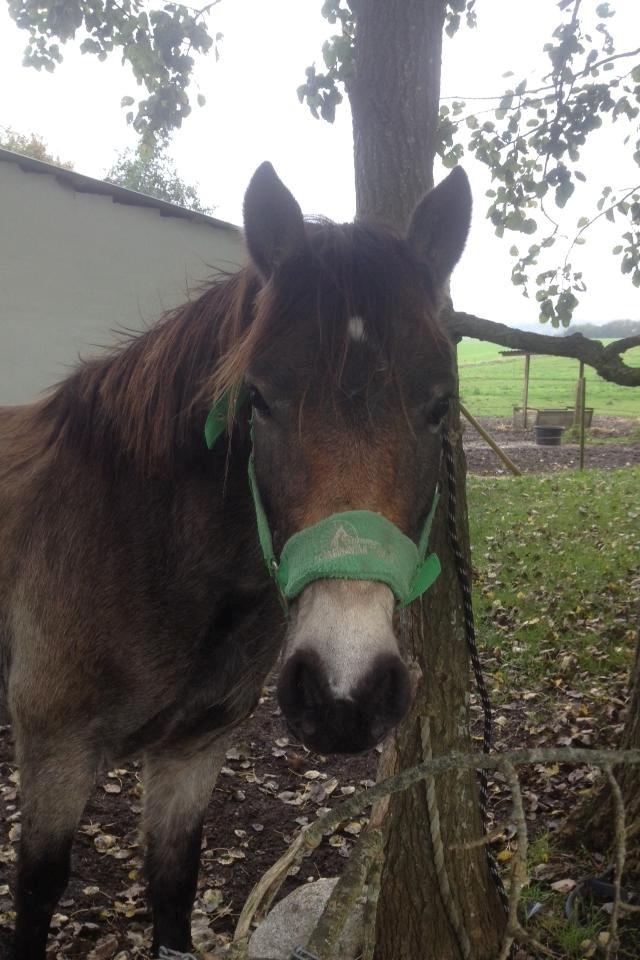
[{"x1": 220, "y1": 162, "x2": 471, "y2": 754}]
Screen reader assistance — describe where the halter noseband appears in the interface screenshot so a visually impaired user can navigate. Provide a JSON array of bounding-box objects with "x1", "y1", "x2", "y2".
[{"x1": 205, "y1": 391, "x2": 441, "y2": 609}]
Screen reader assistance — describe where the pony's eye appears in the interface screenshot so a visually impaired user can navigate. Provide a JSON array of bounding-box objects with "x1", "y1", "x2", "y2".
[
  {"x1": 249, "y1": 387, "x2": 271, "y2": 418},
  {"x1": 426, "y1": 396, "x2": 451, "y2": 427}
]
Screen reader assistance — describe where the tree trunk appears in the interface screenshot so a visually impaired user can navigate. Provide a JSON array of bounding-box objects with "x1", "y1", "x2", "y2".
[
  {"x1": 563, "y1": 637, "x2": 640, "y2": 875},
  {"x1": 373, "y1": 414, "x2": 505, "y2": 959},
  {"x1": 350, "y1": 0, "x2": 445, "y2": 227},
  {"x1": 348, "y1": 2, "x2": 505, "y2": 957}
]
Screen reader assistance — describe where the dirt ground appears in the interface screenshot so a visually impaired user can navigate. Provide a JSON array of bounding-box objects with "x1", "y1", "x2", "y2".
[
  {"x1": 1, "y1": 415, "x2": 639, "y2": 959},
  {"x1": 0, "y1": 690, "x2": 377, "y2": 959},
  {"x1": 463, "y1": 415, "x2": 640, "y2": 476}
]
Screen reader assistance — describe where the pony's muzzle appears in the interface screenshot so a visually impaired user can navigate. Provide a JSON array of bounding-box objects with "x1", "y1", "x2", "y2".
[{"x1": 277, "y1": 648, "x2": 411, "y2": 754}]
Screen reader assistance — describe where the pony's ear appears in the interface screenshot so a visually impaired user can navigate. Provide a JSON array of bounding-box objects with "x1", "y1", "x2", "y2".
[
  {"x1": 243, "y1": 162, "x2": 307, "y2": 279},
  {"x1": 407, "y1": 166, "x2": 472, "y2": 289}
]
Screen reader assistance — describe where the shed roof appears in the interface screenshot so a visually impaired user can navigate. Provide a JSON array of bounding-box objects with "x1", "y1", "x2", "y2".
[{"x1": 0, "y1": 147, "x2": 240, "y2": 233}]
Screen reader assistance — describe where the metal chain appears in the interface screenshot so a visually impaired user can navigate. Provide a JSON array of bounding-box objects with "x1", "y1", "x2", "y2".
[{"x1": 441, "y1": 429, "x2": 511, "y2": 919}]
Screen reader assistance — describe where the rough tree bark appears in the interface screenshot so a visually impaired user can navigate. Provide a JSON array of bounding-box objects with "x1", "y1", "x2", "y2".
[
  {"x1": 347, "y1": 2, "x2": 505, "y2": 957},
  {"x1": 371, "y1": 455, "x2": 505, "y2": 960},
  {"x1": 349, "y1": 0, "x2": 444, "y2": 227}
]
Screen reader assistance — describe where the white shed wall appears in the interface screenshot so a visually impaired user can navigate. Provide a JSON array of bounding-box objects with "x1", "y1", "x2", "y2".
[{"x1": 0, "y1": 157, "x2": 245, "y2": 404}]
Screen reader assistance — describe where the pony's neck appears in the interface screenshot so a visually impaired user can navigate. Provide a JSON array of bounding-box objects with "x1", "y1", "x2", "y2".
[{"x1": 41, "y1": 271, "x2": 255, "y2": 477}]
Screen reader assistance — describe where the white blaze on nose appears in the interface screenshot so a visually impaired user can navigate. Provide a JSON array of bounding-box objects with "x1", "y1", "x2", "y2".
[
  {"x1": 348, "y1": 315, "x2": 365, "y2": 342},
  {"x1": 284, "y1": 579, "x2": 398, "y2": 698}
]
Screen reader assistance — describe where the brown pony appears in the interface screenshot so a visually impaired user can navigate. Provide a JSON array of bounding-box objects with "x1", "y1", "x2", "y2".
[{"x1": 0, "y1": 162, "x2": 471, "y2": 959}]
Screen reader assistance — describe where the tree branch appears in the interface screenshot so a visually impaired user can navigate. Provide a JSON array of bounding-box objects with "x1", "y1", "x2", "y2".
[
  {"x1": 444, "y1": 309, "x2": 640, "y2": 387},
  {"x1": 497, "y1": 762, "x2": 528, "y2": 960},
  {"x1": 604, "y1": 766, "x2": 625, "y2": 960},
  {"x1": 305, "y1": 827, "x2": 382, "y2": 960},
  {"x1": 441, "y1": 46, "x2": 640, "y2": 102},
  {"x1": 233, "y1": 747, "x2": 640, "y2": 952}
]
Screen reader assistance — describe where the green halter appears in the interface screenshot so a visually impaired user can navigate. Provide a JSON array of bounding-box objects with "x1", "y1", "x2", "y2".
[{"x1": 204, "y1": 391, "x2": 441, "y2": 608}]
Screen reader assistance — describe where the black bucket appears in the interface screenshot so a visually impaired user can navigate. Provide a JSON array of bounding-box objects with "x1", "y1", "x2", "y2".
[{"x1": 535, "y1": 425, "x2": 564, "y2": 446}]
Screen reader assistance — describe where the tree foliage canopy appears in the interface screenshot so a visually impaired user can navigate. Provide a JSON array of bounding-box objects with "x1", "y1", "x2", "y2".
[
  {"x1": 6, "y1": 0, "x2": 639, "y2": 326},
  {"x1": 105, "y1": 145, "x2": 213, "y2": 213},
  {"x1": 0, "y1": 124, "x2": 74, "y2": 168},
  {"x1": 298, "y1": 0, "x2": 640, "y2": 327},
  {"x1": 6, "y1": 0, "x2": 222, "y2": 143}
]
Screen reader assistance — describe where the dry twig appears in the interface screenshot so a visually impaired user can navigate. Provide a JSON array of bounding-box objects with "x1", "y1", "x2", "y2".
[
  {"x1": 604, "y1": 765, "x2": 626, "y2": 960},
  {"x1": 305, "y1": 828, "x2": 382, "y2": 960},
  {"x1": 361, "y1": 845, "x2": 384, "y2": 960},
  {"x1": 497, "y1": 762, "x2": 528, "y2": 960}
]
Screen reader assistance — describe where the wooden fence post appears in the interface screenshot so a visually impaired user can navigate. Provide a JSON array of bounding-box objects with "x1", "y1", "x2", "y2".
[
  {"x1": 523, "y1": 354, "x2": 531, "y2": 429},
  {"x1": 579, "y1": 365, "x2": 587, "y2": 471}
]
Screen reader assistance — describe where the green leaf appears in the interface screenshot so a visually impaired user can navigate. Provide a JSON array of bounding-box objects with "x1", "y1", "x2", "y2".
[
  {"x1": 539, "y1": 299, "x2": 554, "y2": 321},
  {"x1": 499, "y1": 93, "x2": 514, "y2": 112},
  {"x1": 555, "y1": 180, "x2": 575, "y2": 209}
]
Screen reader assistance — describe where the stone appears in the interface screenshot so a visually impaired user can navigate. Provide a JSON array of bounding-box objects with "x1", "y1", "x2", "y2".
[{"x1": 248, "y1": 877, "x2": 364, "y2": 960}]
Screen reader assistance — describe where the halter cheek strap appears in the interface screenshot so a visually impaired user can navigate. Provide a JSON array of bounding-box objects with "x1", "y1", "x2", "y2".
[
  {"x1": 205, "y1": 390, "x2": 441, "y2": 609},
  {"x1": 204, "y1": 385, "x2": 249, "y2": 449}
]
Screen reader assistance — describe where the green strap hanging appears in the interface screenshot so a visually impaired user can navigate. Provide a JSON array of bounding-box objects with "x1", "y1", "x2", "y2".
[{"x1": 204, "y1": 385, "x2": 249, "y2": 450}]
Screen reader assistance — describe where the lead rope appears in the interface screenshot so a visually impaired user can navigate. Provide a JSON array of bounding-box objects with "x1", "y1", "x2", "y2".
[{"x1": 441, "y1": 428, "x2": 511, "y2": 927}]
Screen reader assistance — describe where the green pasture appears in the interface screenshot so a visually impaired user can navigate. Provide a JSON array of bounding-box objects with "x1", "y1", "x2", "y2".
[
  {"x1": 458, "y1": 338, "x2": 640, "y2": 419},
  {"x1": 467, "y1": 468, "x2": 640, "y2": 954},
  {"x1": 467, "y1": 468, "x2": 640, "y2": 689}
]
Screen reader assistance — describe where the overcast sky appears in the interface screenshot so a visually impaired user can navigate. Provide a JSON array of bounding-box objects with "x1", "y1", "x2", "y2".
[{"x1": 1, "y1": 0, "x2": 638, "y2": 328}]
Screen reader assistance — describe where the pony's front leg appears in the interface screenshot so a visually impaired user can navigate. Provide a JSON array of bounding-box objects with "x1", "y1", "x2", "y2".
[
  {"x1": 12, "y1": 736, "x2": 96, "y2": 960},
  {"x1": 143, "y1": 735, "x2": 227, "y2": 956}
]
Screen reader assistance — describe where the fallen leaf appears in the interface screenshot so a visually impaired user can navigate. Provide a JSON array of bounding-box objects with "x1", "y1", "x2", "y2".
[{"x1": 550, "y1": 878, "x2": 576, "y2": 894}]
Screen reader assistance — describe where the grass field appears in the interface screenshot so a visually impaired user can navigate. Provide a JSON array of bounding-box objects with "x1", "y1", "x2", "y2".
[
  {"x1": 458, "y1": 338, "x2": 640, "y2": 418},
  {"x1": 467, "y1": 468, "x2": 640, "y2": 955},
  {"x1": 467, "y1": 468, "x2": 640, "y2": 687}
]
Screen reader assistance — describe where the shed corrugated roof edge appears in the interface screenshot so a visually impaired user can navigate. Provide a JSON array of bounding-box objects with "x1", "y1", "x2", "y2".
[{"x1": 0, "y1": 147, "x2": 241, "y2": 233}]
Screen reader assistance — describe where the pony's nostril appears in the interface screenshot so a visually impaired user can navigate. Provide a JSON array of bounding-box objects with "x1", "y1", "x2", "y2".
[
  {"x1": 375, "y1": 660, "x2": 410, "y2": 714},
  {"x1": 363, "y1": 654, "x2": 412, "y2": 733},
  {"x1": 278, "y1": 647, "x2": 411, "y2": 755},
  {"x1": 278, "y1": 648, "x2": 327, "y2": 719}
]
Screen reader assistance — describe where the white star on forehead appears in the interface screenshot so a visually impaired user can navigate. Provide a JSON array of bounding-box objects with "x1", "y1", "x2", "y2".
[{"x1": 348, "y1": 315, "x2": 365, "y2": 342}]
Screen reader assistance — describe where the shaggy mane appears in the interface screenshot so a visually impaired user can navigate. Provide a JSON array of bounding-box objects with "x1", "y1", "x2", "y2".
[
  {"x1": 33, "y1": 219, "x2": 446, "y2": 476},
  {"x1": 210, "y1": 219, "x2": 445, "y2": 403}
]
